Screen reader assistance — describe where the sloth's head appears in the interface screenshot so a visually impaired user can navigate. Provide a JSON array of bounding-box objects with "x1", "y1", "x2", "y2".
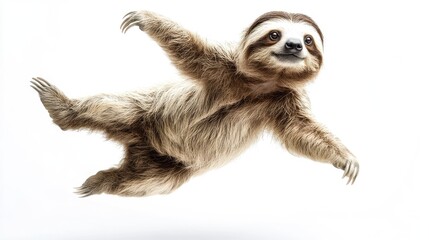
[{"x1": 238, "y1": 11, "x2": 324, "y2": 88}]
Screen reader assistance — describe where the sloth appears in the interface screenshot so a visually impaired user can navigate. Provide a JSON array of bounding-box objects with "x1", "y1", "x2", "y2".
[{"x1": 31, "y1": 10, "x2": 359, "y2": 197}]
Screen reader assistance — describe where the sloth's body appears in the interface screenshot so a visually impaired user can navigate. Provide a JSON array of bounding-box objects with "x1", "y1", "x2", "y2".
[{"x1": 31, "y1": 11, "x2": 359, "y2": 197}]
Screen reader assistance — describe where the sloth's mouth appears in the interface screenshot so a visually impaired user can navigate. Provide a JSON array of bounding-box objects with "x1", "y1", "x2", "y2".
[{"x1": 272, "y1": 53, "x2": 304, "y2": 62}]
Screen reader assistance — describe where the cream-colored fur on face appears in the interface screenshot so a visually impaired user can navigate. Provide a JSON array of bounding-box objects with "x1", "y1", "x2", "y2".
[
  {"x1": 31, "y1": 10, "x2": 358, "y2": 197},
  {"x1": 239, "y1": 19, "x2": 323, "y2": 72}
]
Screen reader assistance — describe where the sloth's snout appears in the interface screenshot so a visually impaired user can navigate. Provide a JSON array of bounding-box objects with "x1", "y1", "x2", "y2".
[{"x1": 285, "y1": 38, "x2": 303, "y2": 53}]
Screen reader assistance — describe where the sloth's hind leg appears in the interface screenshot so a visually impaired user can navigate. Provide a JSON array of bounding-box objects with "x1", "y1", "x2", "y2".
[
  {"x1": 76, "y1": 167, "x2": 125, "y2": 197},
  {"x1": 31, "y1": 77, "x2": 76, "y2": 130},
  {"x1": 31, "y1": 77, "x2": 146, "y2": 141},
  {"x1": 77, "y1": 142, "x2": 192, "y2": 197}
]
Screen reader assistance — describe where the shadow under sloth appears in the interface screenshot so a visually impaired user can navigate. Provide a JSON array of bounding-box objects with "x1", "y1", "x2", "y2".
[{"x1": 31, "y1": 10, "x2": 359, "y2": 197}]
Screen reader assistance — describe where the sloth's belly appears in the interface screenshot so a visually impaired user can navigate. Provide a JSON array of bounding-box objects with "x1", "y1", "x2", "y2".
[
  {"x1": 152, "y1": 107, "x2": 263, "y2": 170},
  {"x1": 184, "y1": 118, "x2": 261, "y2": 169},
  {"x1": 146, "y1": 82, "x2": 266, "y2": 170}
]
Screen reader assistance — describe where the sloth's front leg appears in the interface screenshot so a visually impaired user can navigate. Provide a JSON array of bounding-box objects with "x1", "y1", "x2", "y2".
[
  {"x1": 120, "y1": 11, "x2": 236, "y2": 86},
  {"x1": 276, "y1": 116, "x2": 359, "y2": 184},
  {"x1": 120, "y1": 11, "x2": 150, "y2": 33},
  {"x1": 120, "y1": 10, "x2": 202, "y2": 62}
]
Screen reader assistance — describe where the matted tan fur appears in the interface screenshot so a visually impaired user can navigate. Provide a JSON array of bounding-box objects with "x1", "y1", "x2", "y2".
[{"x1": 31, "y1": 10, "x2": 359, "y2": 197}]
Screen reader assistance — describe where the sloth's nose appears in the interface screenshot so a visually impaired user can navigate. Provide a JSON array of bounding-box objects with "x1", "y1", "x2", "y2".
[{"x1": 285, "y1": 38, "x2": 303, "y2": 52}]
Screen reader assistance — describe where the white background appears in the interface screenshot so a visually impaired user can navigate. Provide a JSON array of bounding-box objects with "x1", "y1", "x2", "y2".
[{"x1": 1, "y1": 0, "x2": 429, "y2": 239}]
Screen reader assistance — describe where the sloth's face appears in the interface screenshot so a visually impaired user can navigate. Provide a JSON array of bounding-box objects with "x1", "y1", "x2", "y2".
[
  {"x1": 261, "y1": 20, "x2": 323, "y2": 69},
  {"x1": 238, "y1": 12, "x2": 324, "y2": 87}
]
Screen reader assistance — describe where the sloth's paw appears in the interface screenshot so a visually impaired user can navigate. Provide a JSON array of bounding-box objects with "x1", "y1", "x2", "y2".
[
  {"x1": 76, "y1": 170, "x2": 109, "y2": 197},
  {"x1": 334, "y1": 157, "x2": 359, "y2": 185},
  {"x1": 31, "y1": 77, "x2": 75, "y2": 130},
  {"x1": 121, "y1": 11, "x2": 149, "y2": 33}
]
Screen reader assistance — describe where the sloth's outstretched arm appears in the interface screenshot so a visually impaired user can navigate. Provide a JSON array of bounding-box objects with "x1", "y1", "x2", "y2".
[
  {"x1": 272, "y1": 111, "x2": 359, "y2": 184},
  {"x1": 121, "y1": 11, "x2": 236, "y2": 86}
]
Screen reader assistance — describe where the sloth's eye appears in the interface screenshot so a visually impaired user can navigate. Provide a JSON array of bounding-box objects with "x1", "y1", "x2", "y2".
[
  {"x1": 269, "y1": 31, "x2": 281, "y2": 41},
  {"x1": 304, "y1": 35, "x2": 313, "y2": 45}
]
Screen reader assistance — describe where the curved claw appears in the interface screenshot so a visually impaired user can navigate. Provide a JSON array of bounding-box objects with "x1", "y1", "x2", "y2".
[
  {"x1": 342, "y1": 161, "x2": 351, "y2": 179},
  {"x1": 120, "y1": 11, "x2": 136, "y2": 32},
  {"x1": 350, "y1": 162, "x2": 359, "y2": 184},
  {"x1": 30, "y1": 77, "x2": 51, "y2": 94},
  {"x1": 344, "y1": 160, "x2": 359, "y2": 185},
  {"x1": 123, "y1": 11, "x2": 136, "y2": 20},
  {"x1": 120, "y1": 11, "x2": 144, "y2": 33}
]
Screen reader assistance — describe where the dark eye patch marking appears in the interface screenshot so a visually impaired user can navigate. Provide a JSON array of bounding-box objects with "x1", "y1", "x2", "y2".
[{"x1": 245, "y1": 11, "x2": 324, "y2": 45}]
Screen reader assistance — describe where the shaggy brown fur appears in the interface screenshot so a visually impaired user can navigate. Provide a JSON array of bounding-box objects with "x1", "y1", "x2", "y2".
[{"x1": 31, "y1": 10, "x2": 358, "y2": 197}]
